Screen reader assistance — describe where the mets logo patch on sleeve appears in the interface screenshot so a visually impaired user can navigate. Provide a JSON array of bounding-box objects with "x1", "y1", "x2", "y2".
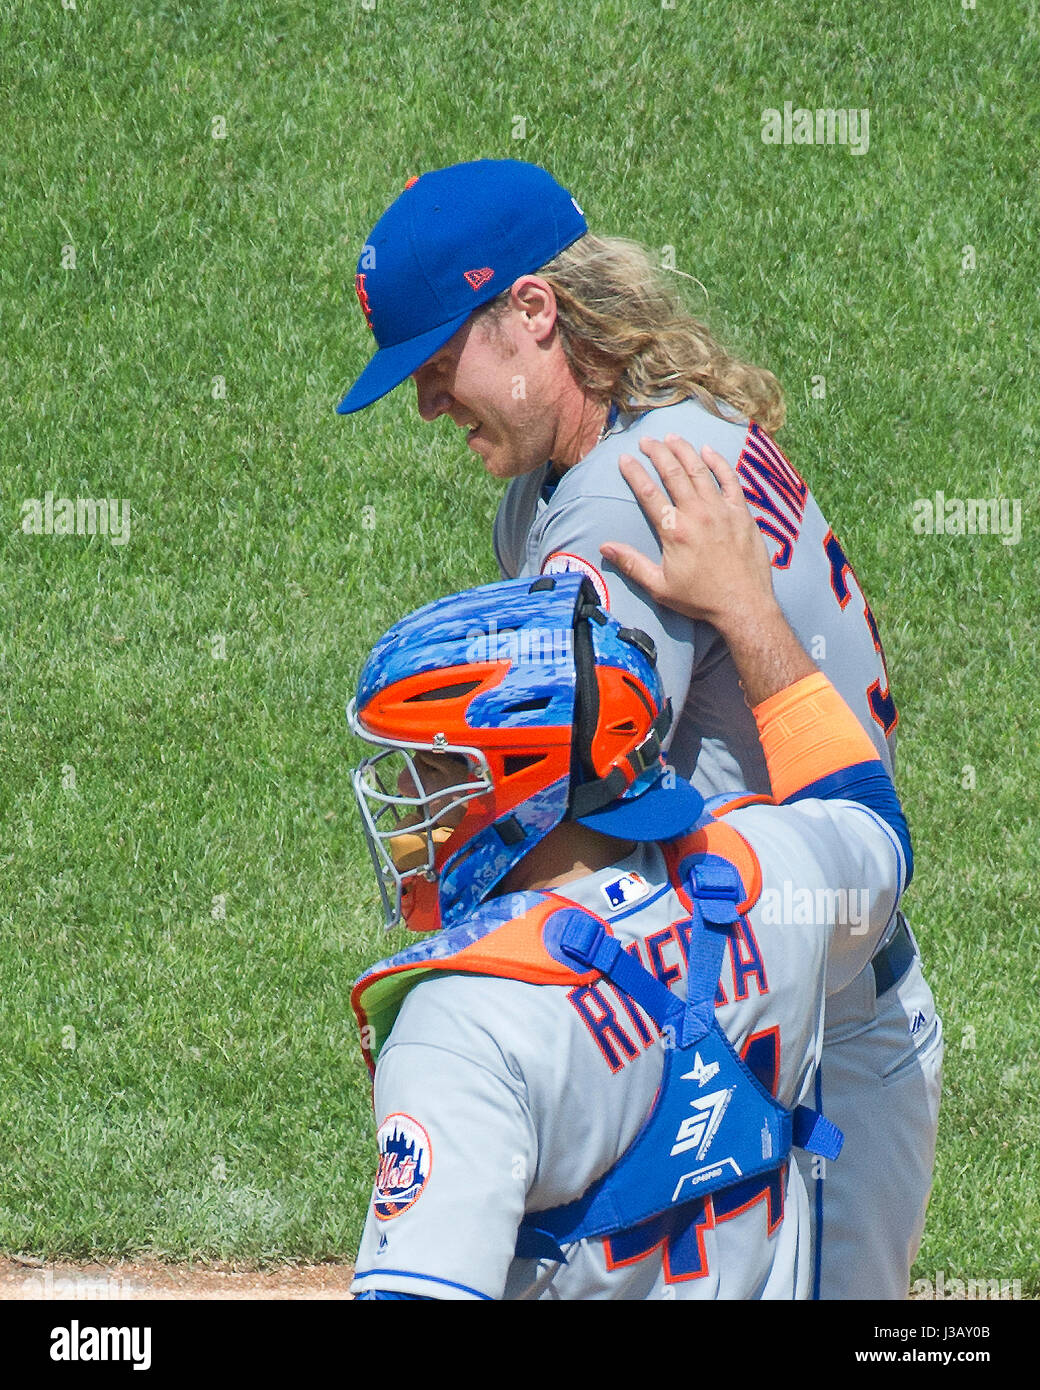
[
  {"x1": 541, "y1": 552, "x2": 610, "y2": 609},
  {"x1": 373, "y1": 1113, "x2": 432, "y2": 1220}
]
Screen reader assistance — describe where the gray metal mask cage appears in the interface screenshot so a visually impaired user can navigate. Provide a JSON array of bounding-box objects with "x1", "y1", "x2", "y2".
[{"x1": 347, "y1": 699, "x2": 493, "y2": 927}]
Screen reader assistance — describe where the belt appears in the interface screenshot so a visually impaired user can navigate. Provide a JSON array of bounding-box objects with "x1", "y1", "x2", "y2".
[{"x1": 871, "y1": 914, "x2": 917, "y2": 997}]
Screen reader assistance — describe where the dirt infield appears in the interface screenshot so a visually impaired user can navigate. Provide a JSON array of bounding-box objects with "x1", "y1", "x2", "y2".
[{"x1": 0, "y1": 1257, "x2": 356, "y2": 1301}]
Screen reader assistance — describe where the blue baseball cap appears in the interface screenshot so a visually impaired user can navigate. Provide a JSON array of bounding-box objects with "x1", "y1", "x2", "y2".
[
  {"x1": 575, "y1": 768, "x2": 707, "y2": 843},
  {"x1": 336, "y1": 160, "x2": 588, "y2": 415}
]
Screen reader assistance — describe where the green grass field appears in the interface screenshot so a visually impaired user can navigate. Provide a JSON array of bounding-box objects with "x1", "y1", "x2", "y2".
[{"x1": 1, "y1": 0, "x2": 1037, "y2": 1290}]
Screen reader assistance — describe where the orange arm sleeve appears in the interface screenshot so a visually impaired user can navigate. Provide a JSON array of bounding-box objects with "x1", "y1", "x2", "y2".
[{"x1": 752, "y1": 671, "x2": 883, "y2": 804}]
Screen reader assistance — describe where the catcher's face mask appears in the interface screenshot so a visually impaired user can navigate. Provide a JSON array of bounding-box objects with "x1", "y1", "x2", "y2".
[{"x1": 348, "y1": 701, "x2": 493, "y2": 929}]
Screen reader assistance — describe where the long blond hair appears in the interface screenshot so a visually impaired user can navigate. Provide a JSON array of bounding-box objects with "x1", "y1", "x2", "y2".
[{"x1": 485, "y1": 234, "x2": 786, "y2": 435}]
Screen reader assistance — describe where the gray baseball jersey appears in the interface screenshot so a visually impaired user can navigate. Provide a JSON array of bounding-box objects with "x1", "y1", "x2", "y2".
[
  {"x1": 493, "y1": 397, "x2": 898, "y2": 794},
  {"x1": 350, "y1": 798, "x2": 905, "y2": 1301},
  {"x1": 492, "y1": 398, "x2": 942, "y2": 1300}
]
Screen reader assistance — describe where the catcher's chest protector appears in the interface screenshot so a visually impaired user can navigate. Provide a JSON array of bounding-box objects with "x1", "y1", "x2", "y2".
[{"x1": 351, "y1": 823, "x2": 842, "y2": 1262}]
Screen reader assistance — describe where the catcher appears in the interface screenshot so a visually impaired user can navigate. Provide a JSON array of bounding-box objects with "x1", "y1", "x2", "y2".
[{"x1": 348, "y1": 446, "x2": 910, "y2": 1300}]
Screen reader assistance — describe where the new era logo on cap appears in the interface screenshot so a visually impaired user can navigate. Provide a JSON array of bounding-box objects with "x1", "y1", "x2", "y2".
[{"x1": 463, "y1": 267, "x2": 495, "y2": 290}]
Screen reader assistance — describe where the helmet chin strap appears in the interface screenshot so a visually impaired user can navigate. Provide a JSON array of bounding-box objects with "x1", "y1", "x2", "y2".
[
  {"x1": 566, "y1": 583, "x2": 672, "y2": 821},
  {"x1": 568, "y1": 584, "x2": 605, "y2": 797}
]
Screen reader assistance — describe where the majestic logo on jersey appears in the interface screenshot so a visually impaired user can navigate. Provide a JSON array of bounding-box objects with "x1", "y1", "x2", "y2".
[
  {"x1": 601, "y1": 871, "x2": 650, "y2": 910},
  {"x1": 463, "y1": 266, "x2": 495, "y2": 290},
  {"x1": 670, "y1": 1086, "x2": 734, "y2": 1160},
  {"x1": 909, "y1": 1009, "x2": 927, "y2": 1035},
  {"x1": 684, "y1": 1052, "x2": 720, "y2": 1088},
  {"x1": 541, "y1": 551, "x2": 610, "y2": 608},
  {"x1": 373, "y1": 1113, "x2": 432, "y2": 1220}
]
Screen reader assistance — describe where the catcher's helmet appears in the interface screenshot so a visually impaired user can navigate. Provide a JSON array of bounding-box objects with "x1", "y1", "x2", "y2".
[{"x1": 348, "y1": 573, "x2": 704, "y2": 932}]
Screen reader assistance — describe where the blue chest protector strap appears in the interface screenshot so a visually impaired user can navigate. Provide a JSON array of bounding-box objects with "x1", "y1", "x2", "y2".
[{"x1": 516, "y1": 856, "x2": 842, "y2": 1262}]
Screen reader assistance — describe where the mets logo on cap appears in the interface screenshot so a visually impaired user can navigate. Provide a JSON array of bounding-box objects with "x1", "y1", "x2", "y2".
[
  {"x1": 355, "y1": 272, "x2": 375, "y2": 331},
  {"x1": 373, "y1": 1113, "x2": 432, "y2": 1219}
]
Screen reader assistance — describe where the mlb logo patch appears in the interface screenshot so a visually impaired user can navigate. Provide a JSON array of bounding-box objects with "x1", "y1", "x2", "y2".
[
  {"x1": 601, "y1": 872, "x2": 650, "y2": 910},
  {"x1": 373, "y1": 1113, "x2": 432, "y2": 1221}
]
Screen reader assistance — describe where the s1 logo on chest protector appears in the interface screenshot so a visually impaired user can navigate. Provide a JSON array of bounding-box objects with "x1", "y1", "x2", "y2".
[{"x1": 670, "y1": 1086, "x2": 735, "y2": 1159}]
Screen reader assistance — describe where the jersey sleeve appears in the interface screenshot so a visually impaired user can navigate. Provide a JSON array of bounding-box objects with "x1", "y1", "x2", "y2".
[
  {"x1": 753, "y1": 671, "x2": 912, "y2": 880},
  {"x1": 492, "y1": 494, "x2": 519, "y2": 578},
  {"x1": 493, "y1": 472, "x2": 540, "y2": 579},
  {"x1": 534, "y1": 494, "x2": 718, "y2": 749},
  {"x1": 350, "y1": 981, "x2": 537, "y2": 1302},
  {"x1": 741, "y1": 796, "x2": 905, "y2": 995},
  {"x1": 743, "y1": 670, "x2": 908, "y2": 991}
]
